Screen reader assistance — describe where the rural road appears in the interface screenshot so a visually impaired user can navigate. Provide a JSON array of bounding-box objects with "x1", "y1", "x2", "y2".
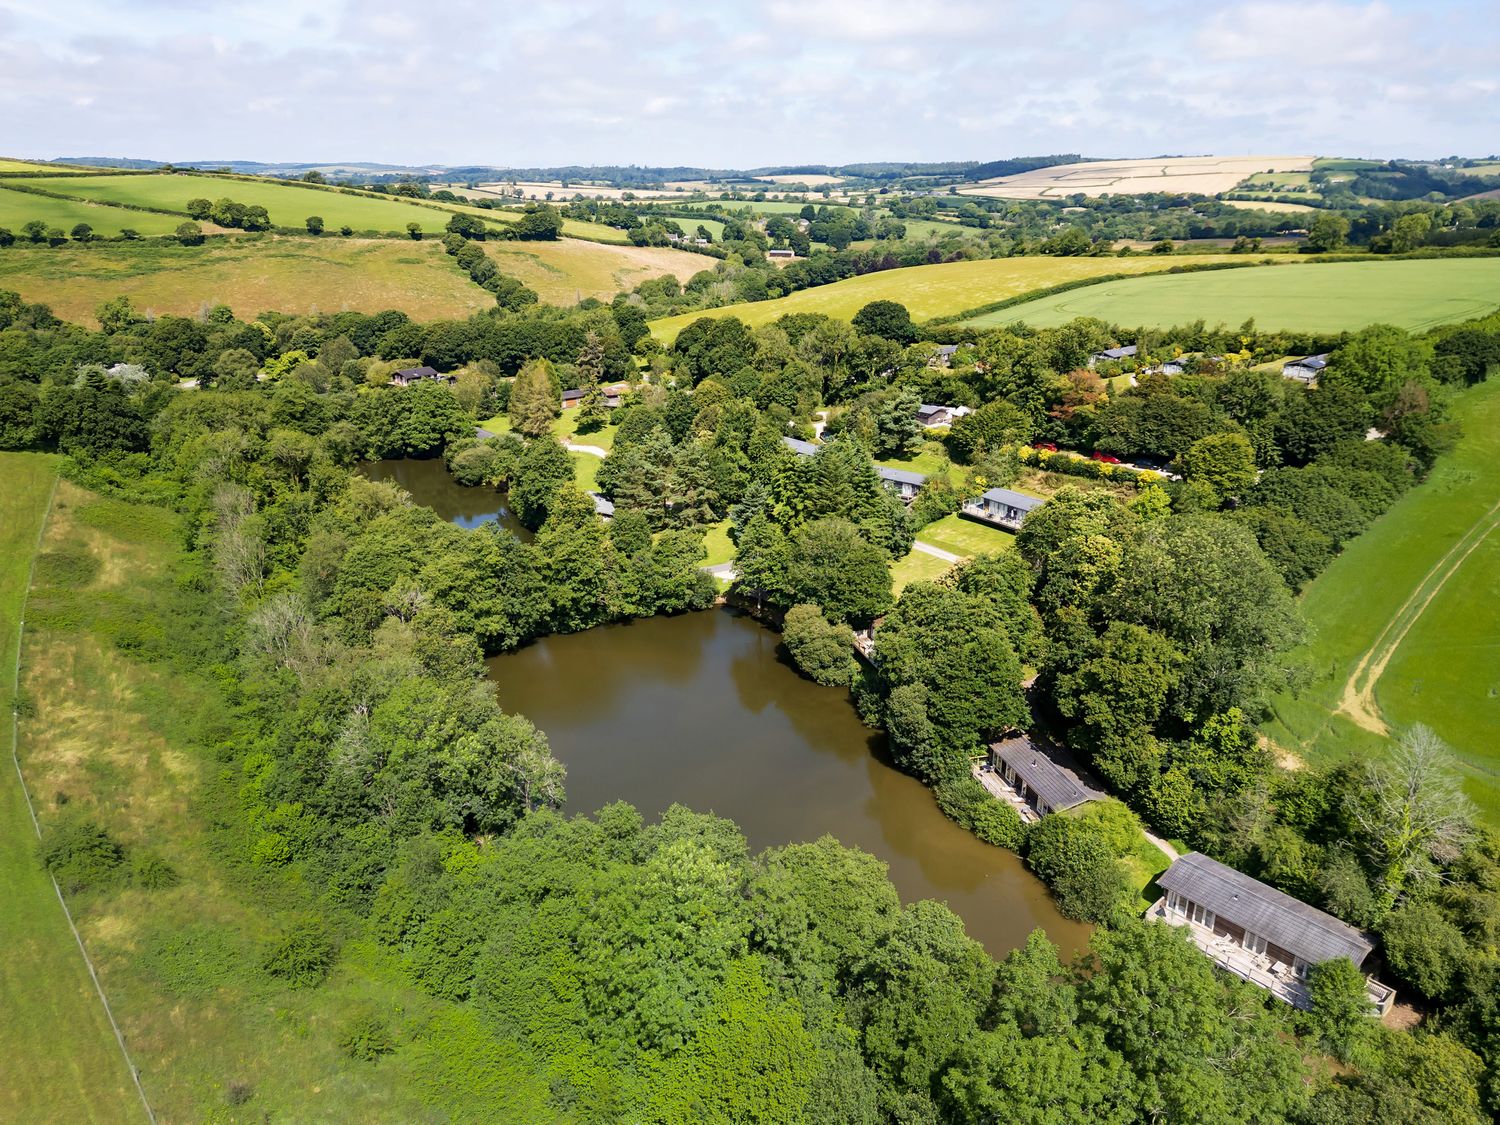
[
  {"x1": 565, "y1": 441, "x2": 608, "y2": 458},
  {"x1": 912, "y1": 540, "x2": 963, "y2": 564}
]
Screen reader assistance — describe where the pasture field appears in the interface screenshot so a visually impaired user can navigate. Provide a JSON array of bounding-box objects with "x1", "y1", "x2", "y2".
[
  {"x1": 972, "y1": 258, "x2": 1500, "y2": 333},
  {"x1": 1222, "y1": 199, "x2": 1321, "y2": 214},
  {"x1": 0, "y1": 186, "x2": 192, "y2": 236},
  {"x1": 483, "y1": 239, "x2": 707, "y2": 304},
  {"x1": 958, "y1": 156, "x2": 1314, "y2": 199},
  {"x1": 0, "y1": 455, "x2": 145, "y2": 1124},
  {"x1": 16, "y1": 481, "x2": 462, "y2": 1119},
  {"x1": 1263, "y1": 380, "x2": 1500, "y2": 821},
  {"x1": 758, "y1": 174, "x2": 844, "y2": 186},
  {"x1": 649, "y1": 254, "x2": 1227, "y2": 342},
  {"x1": 0, "y1": 238, "x2": 494, "y2": 325}
]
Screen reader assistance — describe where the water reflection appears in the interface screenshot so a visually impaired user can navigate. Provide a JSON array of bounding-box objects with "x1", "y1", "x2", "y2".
[
  {"x1": 358, "y1": 458, "x2": 531, "y2": 539},
  {"x1": 486, "y1": 608, "x2": 1089, "y2": 957}
]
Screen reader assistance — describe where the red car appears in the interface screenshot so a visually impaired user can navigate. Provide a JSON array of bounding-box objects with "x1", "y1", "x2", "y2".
[
  {"x1": 1091, "y1": 451, "x2": 1121, "y2": 464},
  {"x1": 1035, "y1": 441, "x2": 1058, "y2": 452}
]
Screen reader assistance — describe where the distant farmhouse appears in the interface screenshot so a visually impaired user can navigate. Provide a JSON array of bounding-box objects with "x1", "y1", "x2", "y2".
[
  {"x1": 928, "y1": 343, "x2": 961, "y2": 368},
  {"x1": 390, "y1": 365, "x2": 453, "y2": 387},
  {"x1": 1282, "y1": 354, "x2": 1329, "y2": 383},
  {"x1": 1150, "y1": 852, "x2": 1396, "y2": 1014},
  {"x1": 1088, "y1": 345, "x2": 1137, "y2": 368}
]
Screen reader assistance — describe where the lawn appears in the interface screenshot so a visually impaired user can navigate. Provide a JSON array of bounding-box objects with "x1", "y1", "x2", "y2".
[
  {"x1": 0, "y1": 454, "x2": 145, "y2": 1123},
  {"x1": 0, "y1": 185, "x2": 191, "y2": 236},
  {"x1": 701, "y1": 519, "x2": 736, "y2": 567},
  {"x1": 890, "y1": 548, "x2": 956, "y2": 592},
  {"x1": 484, "y1": 239, "x2": 706, "y2": 305},
  {"x1": 649, "y1": 254, "x2": 1229, "y2": 343},
  {"x1": 974, "y1": 258, "x2": 1500, "y2": 334},
  {"x1": 874, "y1": 441, "x2": 960, "y2": 484},
  {"x1": 0, "y1": 237, "x2": 495, "y2": 325},
  {"x1": 915, "y1": 513, "x2": 1019, "y2": 558},
  {"x1": 1262, "y1": 379, "x2": 1500, "y2": 822},
  {"x1": 15, "y1": 481, "x2": 469, "y2": 1119},
  {"x1": 570, "y1": 450, "x2": 601, "y2": 492},
  {"x1": 478, "y1": 411, "x2": 620, "y2": 452}
]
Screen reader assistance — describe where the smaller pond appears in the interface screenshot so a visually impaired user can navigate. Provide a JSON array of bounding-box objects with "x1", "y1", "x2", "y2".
[{"x1": 358, "y1": 458, "x2": 531, "y2": 538}]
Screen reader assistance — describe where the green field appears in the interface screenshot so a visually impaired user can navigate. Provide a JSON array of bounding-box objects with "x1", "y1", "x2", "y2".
[
  {"x1": 0, "y1": 454, "x2": 144, "y2": 1123},
  {"x1": 484, "y1": 239, "x2": 706, "y2": 304},
  {"x1": 0, "y1": 238, "x2": 495, "y2": 325},
  {"x1": 1263, "y1": 379, "x2": 1500, "y2": 821},
  {"x1": 914, "y1": 513, "x2": 1020, "y2": 558},
  {"x1": 0, "y1": 186, "x2": 191, "y2": 236},
  {"x1": 972, "y1": 258, "x2": 1500, "y2": 333},
  {"x1": 890, "y1": 548, "x2": 955, "y2": 591},
  {"x1": 649, "y1": 254, "x2": 1228, "y2": 342}
]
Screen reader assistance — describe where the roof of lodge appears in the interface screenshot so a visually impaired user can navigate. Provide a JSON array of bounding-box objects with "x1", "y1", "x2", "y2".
[
  {"x1": 1094, "y1": 345, "x2": 1138, "y2": 360},
  {"x1": 588, "y1": 491, "x2": 615, "y2": 516},
  {"x1": 916, "y1": 403, "x2": 950, "y2": 417},
  {"x1": 1158, "y1": 852, "x2": 1374, "y2": 966},
  {"x1": 979, "y1": 487, "x2": 1046, "y2": 512},
  {"x1": 1286, "y1": 353, "x2": 1330, "y2": 370},
  {"x1": 992, "y1": 735, "x2": 1102, "y2": 812},
  {"x1": 781, "y1": 436, "x2": 820, "y2": 457},
  {"x1": 876, "y1": 465, "x2": 928, "y2": 486},
  {"x1": 475, "y1": 427, "x2": 496, "y2": 440},
  {"x1": 561, "y1": 388, "x2": 586, "y2": 401},
  {"x1": 394, "y1": 365, "x2": 440, "y2": 378}
]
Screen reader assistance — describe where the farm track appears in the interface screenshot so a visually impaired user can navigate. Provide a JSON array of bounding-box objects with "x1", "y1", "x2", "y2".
[{"x1": 1336, "y1": 495, "x2": 1500, "y2": 733}]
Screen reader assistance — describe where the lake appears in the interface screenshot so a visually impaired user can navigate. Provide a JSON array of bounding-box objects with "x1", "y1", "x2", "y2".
[
  {"x1": 359, "y1": 458, "x2": 530, "y2": 539},
  {"x1": 487, "y1": 609, "x2": 1087, "y2": 957}
]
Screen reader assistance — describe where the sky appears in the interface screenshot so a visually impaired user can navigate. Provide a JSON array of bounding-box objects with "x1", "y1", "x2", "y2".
[{"x1": 1, "y1": 0, "x2": 1496, "y2": 168}]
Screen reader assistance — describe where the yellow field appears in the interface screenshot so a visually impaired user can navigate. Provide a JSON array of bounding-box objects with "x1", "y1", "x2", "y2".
[
  {"x1": 959, "y1": 156, "x2": 1314, "y2": 199},
  {"x1": 484, "y1": 240, "x2": 709, "y2": 304},
  {"x1": 1222, "y1": 199, "x2": 1322, "y2": 214},
  {"x1": 451, "y1": 181, "x2": 698, "y2": 202},
  {"x1": 650, "y1": 254, "x2": 1228, "y2": 341},
  {"x1": 0, "y1": 238, "x2": 494, "y2": 325}
]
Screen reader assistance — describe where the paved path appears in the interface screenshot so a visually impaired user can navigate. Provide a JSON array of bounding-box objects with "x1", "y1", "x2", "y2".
[
  {"x1": 703, "y1": 562, "x2": 737, "y2": 581},
  {"x1": 564, "y1": 441, "x2": 608, "y2": 458},
  {"x1": 1143, "y1": 829, "x2": 1179, "y2": 863},
  {"x1": 911, "y1": 540, "x2": 963, "y2": 564}
]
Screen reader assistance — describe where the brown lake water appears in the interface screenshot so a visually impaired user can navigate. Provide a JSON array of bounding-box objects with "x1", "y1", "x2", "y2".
[
  {"x1": 367, "y1": 455, "x2": 1085, "y2": 956},
  {"x1": 486, "y1": 609, "x2": 1088, "y2": 957}
]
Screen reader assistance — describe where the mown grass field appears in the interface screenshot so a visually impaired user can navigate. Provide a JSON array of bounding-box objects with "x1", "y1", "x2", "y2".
[
  {"x1": 915, "y1": 513, "x2": 1019, "y2": 558},
  {"x1": 484, "y1": 239, "x2": 707, "y2": 304},
  {"x1": 0, "y1": 238, "x2": 495, "y2": 325},
  {"x1": 16, "y1": 480, "x2": 475, "y2": 1120},
  {"x1": 1263, "y1": 379, "x2": 1500, "y2": 822},
  {"x1": 0, "y1": 453, "x2": 144, "y2": 1123},
  {"x1": 890, "y1": 548, "x2": 954, "y2": 592},
  {"x1": 649, "y1": 254, "x2": 1228, "y2": 342},
  {"x1": 974, "y1": 258, "x2": 1500, "y2": 333},
  {"x1": 0, "y1": 186, "x2": 192, "y2": 236}
]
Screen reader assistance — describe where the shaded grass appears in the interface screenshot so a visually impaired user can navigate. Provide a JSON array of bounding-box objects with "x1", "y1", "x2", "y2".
[
  {"x1": 977, "y1": 258, "x2": 1500, "y2": 334},
  {"x1": 649, "y1": 254, "x2": 1230, "y2": 343},
  {"x1": 0, "y1": 455, "x2": 144, "y2": 1124},
  {"x1": 1262, "y1": 379, "x2": 1500, "y2": 821},
  {"x1": 0, "y1": 237, "x2": 494, "y2": 325}
]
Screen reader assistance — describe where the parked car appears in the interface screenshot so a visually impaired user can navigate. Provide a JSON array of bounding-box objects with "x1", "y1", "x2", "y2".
[
  {"x1": 1091, "y1": 451, "x2": 1121, "y2": 464},
  {"x1": 1035, "y1": 441, "x2": 1058, "y2": 452}
]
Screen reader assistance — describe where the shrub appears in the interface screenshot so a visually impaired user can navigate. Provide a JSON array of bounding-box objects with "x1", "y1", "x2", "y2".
[
  {"x1": 40, "y1": 820, "x2": 125, "y2": 893},
  {"x1": 1023, "y1": 815, "x2": 1129, "y2": 922},
  {"x1": 338, "y1": 1010, "x2": 396, "y2": 1061},
  {"x1": 934, "y1": 777, "x2": 1024, "y2": 849},
  {"x1": 262, "y1": 917, "x2": 338, "y2": 988},
  {"x1": 1380, "y1": 902, "x2": 1468, "y2": 1000},
  {"x1": 781, "y1": 604, "x2": 857, "y2": 687},
  {"x1": 130, "y1": 849, "x2": 180, "y2": 890}
]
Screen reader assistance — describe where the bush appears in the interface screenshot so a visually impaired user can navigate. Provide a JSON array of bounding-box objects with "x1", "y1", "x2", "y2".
[
  {"x1": 1380, "y1": 902, "x2": 1468, "y2": 1000},
  {"x1": 1070, "y1": 797, "x2": 1144, "y2": 855},
  {"x1": 1023, "y1": 815, "x2": 1129, "y2": 922},
  {"x1": 262, "y1": 917, "x2": 338, "y2": 989},
  {"x1": 40, "y1": 820, "x2": 125, "y2": 893},
  {"x1": 934, "y1": 777, "x2": 1024, "y2": 849},
  {"x1": 130, "y1": 849, "x2": 180, "y2": 890},
  {"x1": 338, "y1": 1010, "x2": 396, "y2": 1061},
  {"x1": 781, "y1": 604, "x2": 857, "y2": 687}
]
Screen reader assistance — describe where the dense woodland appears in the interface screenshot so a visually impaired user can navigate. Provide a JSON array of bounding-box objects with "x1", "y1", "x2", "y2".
[{"x1": 3, "y1": 279, "x2": 1500, "y2": 1121}]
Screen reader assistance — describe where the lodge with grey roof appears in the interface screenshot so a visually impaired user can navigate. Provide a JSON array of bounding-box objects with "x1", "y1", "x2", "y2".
[
  {"x1": 962, "y1": 487, "x2": 1045, "y2": 531},
  {"x1": 1148, "y1": 851, "x2": 1395, "y2": 1013},
  {"x1": 875, "y1": 465, "x2": 927, "y2": 502},
  {"x1": 978, "y1": 735, "x2": 1102, "y2": 822}
]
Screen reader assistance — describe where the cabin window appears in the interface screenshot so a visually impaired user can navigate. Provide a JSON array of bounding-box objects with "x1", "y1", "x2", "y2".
[
  {"x1": 1243, "y1": 931, "x2": 1267, "y2": 956},
  {"x1": 1188, "y1": 902, "x2": 1215, "y2": 929},
  {"x1": 1292, "y1": 957, "x2": 1310, "y2": 980},
  {"x1": 1167, "y1": 891, "x2": 1184, "y2": 914}
]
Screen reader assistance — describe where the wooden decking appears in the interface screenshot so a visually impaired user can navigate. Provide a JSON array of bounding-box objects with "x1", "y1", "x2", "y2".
[
  {"x1": 1146, "y1": 897, "x2": 1395, "y2": 1013},
  {"x1": 959, "y1": 503, "x2": 1023, "y2": 532},
  {"x1": 971, "y1": 758, "x2": 1040, "y2": 823}
]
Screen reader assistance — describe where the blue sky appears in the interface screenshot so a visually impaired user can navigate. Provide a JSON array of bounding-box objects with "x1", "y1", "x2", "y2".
[{"x1": 1, "y1": 0, "x2": 1495, "y2": 167}]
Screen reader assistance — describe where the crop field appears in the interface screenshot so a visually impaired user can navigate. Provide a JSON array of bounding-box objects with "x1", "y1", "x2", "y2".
[
  {"x1": 1263, "y1": 380, "x2": 1500, "y2": 821},
  {"x1": 649, "y1": 254, "x2": 1226, "y2": 342},
  {"x1": 0, "y1": 186, "x2": 194, "y2": 236},
  {"x1": 1222, "y1": 199, "x2": 1321, "y2": 214},
  {"x1": 973, "y1": 258, "x2": 1500, "y2": 333},
  {"x1": 0, "y1": 454, "x2": 145, "y2": 1123},
  {"x1": 958, "y1": 156, "x2": 1314, "y2": 199},
  {"x1": 758, "y1": 174, "x2": 844, "y2": 186},
  {"x1": 484, "y1": 239, "x2": 707, "y2": 304},
  {"x1": 0, "y1": 238, "x2": 494, "y2": 325}
]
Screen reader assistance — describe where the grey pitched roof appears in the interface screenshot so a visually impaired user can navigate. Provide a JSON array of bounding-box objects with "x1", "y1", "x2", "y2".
[
  {"x1": 1095, "y1": 345, "x2": 1137, "y2": 360},
  {"x1": 475, "y1": 427, "x2": 496, "y2": 440},
  {"x1": 1158, "y1": 852, "x2": 1373, "y2": 966},
  {"x1": 587, "y1": 491, "x2": 615, "y2": 516},
  {"x1": 561, "y1": 388, "x2": 586, "y2": 401},
  {"x1": 935, "y1": 344, "x2": 959, "y2": 356},
  {"x1": 993, "y1": 736, "x2": 1102, "y2": 812},
  {"x1": 781, "y1": 436, "x2": 820, "y2": 457},
  {"x1": 916, "y1": 404, "x2": 950, "y2": 418},
  {"x1": 395, "y1": 365, "x2": 440, "y2": 378},
  {"x1": 876, "y1": 465, "x2": 928, "y2": 487},
  {"x1": 979, "y1": 487, "x2": 1045, "y2": 512},
  {"x1": 1286, "y1": 353, "x2": 1329, "y2": 371}
]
